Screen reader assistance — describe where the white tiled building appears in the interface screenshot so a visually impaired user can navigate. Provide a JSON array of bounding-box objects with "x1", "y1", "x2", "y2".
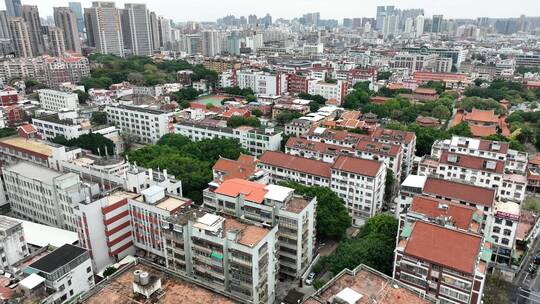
[
  {"x1": 105, "y1": 105, "x2": 174, "y2": 144},
  {"x1": 0, "y1": 215, "x2": 29, "y2": 270},
  {"x1": 307, "y1": 80, "x2": 347, "y2": 104},
  {"x1": 37, "y1": 89, "x2": 79, "y2": 111},
  {"x1": 174, "y1": 121, "x2": 282, "y2": 156},
  {"x1": 236, "y1": 70, "x2": 287, "y2": 96}
]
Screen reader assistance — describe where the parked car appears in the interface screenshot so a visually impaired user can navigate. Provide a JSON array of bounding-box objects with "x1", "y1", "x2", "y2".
[
  {"x1": 305, "y1": 272, "x2": 315, "y2": 285},
  {"x1": 534, "y1": 255, "x2": 540, "y2": 265}
]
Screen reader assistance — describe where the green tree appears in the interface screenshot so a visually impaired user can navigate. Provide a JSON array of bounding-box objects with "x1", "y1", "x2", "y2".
[
  {"x1": 482, "y1": 274, "x2": 510, "y2": 304},
  {"x1": 384, "y1": 169, "x2": 395, "y2": 203},
  {"x1": 377, "y1": 71, "x2": 392, "y2": 81},
  {"x1": 52, "y1": 133, "x2": 115, "y2": 156},
  {"x1": 326, "y1": 215, "x2": 398, "y2": 275},
  {"x1": 103, "y1": 266, "x2": 117, "y2": 277},
  {"x1": 282, "y1": 182, "x2": 352, "y2": 240},
  {"x1": 91, "y1": 111, "x2": 108, "y2": 125},
  {"x1": 251, "y1": 109, "x2": 263, "y2": 117},
  {"x1": 0, "y1": 127, "x2": 17, "y2": 138},
  {"x1": 245, "y1": 94, "x2": 257, "y2": 102},
  {"x1": 431, "y1": 104, "x2": 451, "y2": 119},
  {"x1": 276, "y1": 111, "x2": 302, "y2": 125},
  {"x1": 227, "y1": 116, "x2": 261, "y2": 128},
  {"x1": 449, "y1": 122, "x2": 473, "y2": 137},
  {"x1": 74, "y1": 90, "x2": 90, "y2": 104}
]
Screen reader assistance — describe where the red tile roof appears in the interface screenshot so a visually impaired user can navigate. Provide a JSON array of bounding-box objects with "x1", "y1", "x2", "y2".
[
  {"x1": 286, "y1": 137, "x2": 355, "y2": 155},
  {"x1": 214, "y1": 178, "x2": 267, "y2": 203},
  {"x1": 331, "y1": 155, "x2": 383, "y2": 177},
  {"x1": 410, "y1": 196, "x2": 476, "y2": 230},
  {"x1": 372, "y1": 128, "x2": 415, "y2": 144},
  {"x1": 259, "y1": 151, "x2": 332, "y2": 178},
  {"x1": 423, "y1": 177, "x2": 495, "y2": 207},
  {"x1": 439, "y1": 150, "x2": 505, "y2": 174},
  {"x1": 464, "y1": 108, "x2": 499, "y2": 123},
  {"x1": 404, "y1": 221, "x2": 482, "y2": 274},
  {"x1": 355, "y1": 140, "x2": 401, "y2": 157},
  {"x1": 212, "y1": 154, "x2": 258, "y2": 181},
  {"x1": 478, "y1": 139, "x2": 510, "y2": 154},
  {"x1": 469, "y1": 125, "x2": 497, "y2": 137},
  {"x1": 18, "y1": 124, "x2": 37, "y2": 134}
]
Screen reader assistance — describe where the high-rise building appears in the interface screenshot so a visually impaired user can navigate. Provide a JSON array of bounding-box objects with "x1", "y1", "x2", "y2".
[
  {"x1": 201, "y1": 30, "x2": 220, "y2": 57},
  {"x1": 149, "y1": 11, "x2": 160, "y2": 50},
  {"x1": 382, "y1": 14, "x2": 399, "y2": 38},
  {"x1": 21, "y1": 5, "x2": 46, "y2": 56},
  {"x1": 4, "y1": 0, "x2": 21, "y2": 17},
  {"x1": 68, "y1": 2, "x2": 85, "y2": 33},
  {"x1": 0, "y1": 10, "x2": 10, "y2": 39},
  {"x1": 122, "y1": 3, "x2": 152, "y2": 56},
  {"x1": 7, "y1": 16, "x2": 32, "y2": 57},
  {"x1": 159, "y1": 16, "x2": 171, "y2": 48},
  {"x1": 45, "y1": 26, "x2": 66, "y2": 56},
  {"x1": 416, "y1": 15, "x2": 425, "y2": 37},
  {"x1": 431, "y1": 14, "x2": 444, "y2": 33},
  {"x1": 84, "y1": 2, "x2": 124, "y2": 57},
  {"x1": 53, "y1": 7, "x2": 81, "y2": 53},
  {"x1": 248, "y1": 14, "x2": 257, "y2": 25},
  {"x1": 404, "y1": 17, "x2": 414, "y2": 34}
]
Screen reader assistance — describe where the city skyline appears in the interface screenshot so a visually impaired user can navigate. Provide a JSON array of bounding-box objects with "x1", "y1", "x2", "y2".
[{"x1": 2, "y1": 0, "x2": 539, "y2": 22}]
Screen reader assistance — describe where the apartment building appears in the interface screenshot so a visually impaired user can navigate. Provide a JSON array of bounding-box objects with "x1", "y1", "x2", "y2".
[
  {"x1": 0, "y1": 136, "x2": 81, "y2": 170},
  {"x1": 32, "y1": 111, "x2": 89, "y2": 140},
  {"x1": 307, "y1": 80, "x2": 348, "y2": 104},
  {"x1": 285, "y1": 136, "x2": 403, "y2": 180},
  {"x1": 162, "y1": 209, "x2": 278, "y2": 304},
  {"x1": 371, "y1": 128, "x2": 417, "y2": 177},
  {"x1": 331, "y1": 155, "x2": 386, "y2": 225},
  {"x1": 105, "y1": 105, "x2": 174, "y2": 144},
  {"x1": 2, "y1": 161, "x2": 99, "y2": 232},
  {"x1": 37, "y1": 89, "x2": 79, "y2": 111},
  {"x1": 76, "y1": 190, "x2": 139, "y2": 271},
  {"x1": 84, "y1": 2, "x2": 124, "y2": 57},
  {"x1": 25, "y1": 244, "x2": 95, "y2": 304},
  {"x1": 394, "y1": 221, "x2": 488, "y2": 304},
  {"x1": 284, "y1": 118, "x2": 318, "y2": 137},
  {"x1": 236, "y1": 70, "x2": 287, "y2": 97},
  {"x1": 203, "y1": 178, "x2": 317, "y2": 279},
  {"x1": 419, "y1": 150, "x2": 527, "y2": 203},
  {"x1": 174, "y1": 120, "x2": 282, "y2": 156},
  {"x1": 0, "y1": 215, "x2": 29, "y2": 270}
]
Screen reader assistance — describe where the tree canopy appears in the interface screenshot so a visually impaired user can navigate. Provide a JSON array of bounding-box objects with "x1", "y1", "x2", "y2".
[
  {"x1": 126, "y1": 134, "x2": 246, "y2": 202},
  {"x1": 52, "y1": 133, "x2": 115, "y2": 156},
  {"x1": 0, "y1": 127, "x2": 17, "y2": 138},
  {"x1": 281, "y1": 182, "x2": 352, "y2": 240},
  {"x1": 227, "y1": 116, "x2": 261, "y2": 128}
]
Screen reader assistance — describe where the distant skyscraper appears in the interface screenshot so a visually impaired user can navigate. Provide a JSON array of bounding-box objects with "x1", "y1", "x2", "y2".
[
  {"x1": 54, "y1": 7, "x2": 81, "y2": 53},
  {"x1": 84, "y1": 2, "x2": 124, "y2": 57},
  {"x1": 201, "y1": 30, "x2": 220, "y2": 57},
  {"x1": 4, "y1": 0, "x2": 21, "y2": 17},
  {"x1": 159, "y1": 17, "x2": 172, "y2": 48},
  {"x1": 149, "y1": 11, "x2": 160, "y2": 50},
  {"x1": 343, "y1": 18, "x2": 352, "y2": 28},
  {"x1": 21, "y1": 5, "x2": 46, "y2": 56},
  {"x1": 0, "y1": 11, "x2": 10, "y2": 39},
  {"x1": 416, "y1": 15, "x2": 425, "y2": 37},
  {"x1": 45, "y1": 26, "x2": 66, "y2": 56},
  {"x1": 376, "y1": 6, "x2": 386, "y2": 30},
  {"x1": 122, "y1": 3, "x2": 152, "y2": 56},
  {"x1": 7, "y1": 16, "x2": 33, "y2": 57},
  {"x1": 432, "y1": 14, "x2": 443, "y2": 33},
  {"x1": 68, "y1": 2, "x2": 85, "y2": 33},
  {"x1": 382, "y1": 14, "x2": 399, "y2": 38},
  {"x1": 248, "y1": 14, "x2": 257, "y2": 26},
  {"x1": 404, "y1": 17, "x2": 414, "y2": 34}
]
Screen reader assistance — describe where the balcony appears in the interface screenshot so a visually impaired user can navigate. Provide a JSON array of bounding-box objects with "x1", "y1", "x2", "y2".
[{"x1": 230, "y1": 256, "x2": 252, "y2": 267}]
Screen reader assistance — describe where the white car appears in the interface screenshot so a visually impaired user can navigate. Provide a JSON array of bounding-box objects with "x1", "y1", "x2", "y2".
[{"x1": 305, "y1": 272, "x2": 315, "y2": 285}]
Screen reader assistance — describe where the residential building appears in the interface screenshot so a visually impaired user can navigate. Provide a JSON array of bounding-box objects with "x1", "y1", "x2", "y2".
[
  {"x1": 4, "y1": 0, "x2": 21, "y2": 17},
  {"x1": 162, "y1": 209, "x2": 278, "y2": 304},
  {"x1": 46, "y1": 26, "x2": 66, "y2": 56},
  {"x1": 68, "y1": 2, "x2": 84, "y2": 33},
  {"x1": 0, "y1": 215, "x2": 29, "y2": 270},
  {"x1": 0, "y1": 136, "x2": 81, "y2": 170},
  {"x1": 304, "y1": 264, "x2": 433, "y2": 304},
  {"x1": 201, "y1": 30, "x2": 221, "y2": 57},
  {"x1": 2, "y1": 161, "x2": 99, "y2": 232},
  {"x1": 203, "y1": 179, "x2": 317, "y2": 279},
  {"x1": 7, "y1": 16, "x2": 33, "y2": 58},
  {"x1": 0, "y1": 87, "x2": 18, "y2": 106},
  {"x1": 105, "y1": 105, "x2": 174, "y2": 144},
  {"x1": 307, "y1": 80, "x2": 348, "y2": 104},
  {"x1": 394, "y1": 221, "x2": 488, "y2": 304},
  {"x1": 84, "y1": 1, "x2": 124, "y2": 57},
  {"x1": 32, "y1": 111, "x2": 89, "y2": 140},
  {"x1": 53, "y1": 7, "x2": 81, "y2": 53},
  {"x1": 174, "y1": 120, "x2": 282, "y2": 156},
  {"x1": 21, "y1": 5, "x2": 45, "y2": 56},
  {"x1": 122, "y1": 3, "x2": 152, "y2": 56},
  {"x1": 237, "y1": 70, "x2": 287, "y2": 97},
  {"x1": 284, "y1": 118, "x2": 318, "y2": 137},
  {"x1": 402, "y1": 46, "x2": 467, "y2": 68},
  {"x1": 25, "y1": 244, "x2": 95, "y2": 303},
  {"x1": 372, "y1": 128, "x2": 417, "y2": 177},
  {"x1": 37, "y1": 89, "x2": 79, "y2": 111}
]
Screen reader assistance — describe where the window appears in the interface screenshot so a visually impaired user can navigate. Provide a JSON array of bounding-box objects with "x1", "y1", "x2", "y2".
[{"x1": 86, "y1": 266, "x2": 92, "y2": 273}]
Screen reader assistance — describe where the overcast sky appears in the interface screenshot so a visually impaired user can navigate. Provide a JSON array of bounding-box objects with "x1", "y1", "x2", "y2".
[{"x1": 3, "y1": 0, "x2": 539, "y2": 21}]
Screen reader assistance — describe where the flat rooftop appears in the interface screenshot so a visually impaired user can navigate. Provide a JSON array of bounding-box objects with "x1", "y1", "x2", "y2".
[
  {"x1": 5, "y1": 161, "x2": 62, "y2": 184},
  {"x1": 18, "y1": 218, "x2": 78, "y2": 248},
  {"x1": 305, "y1": 264, "x2": 432, "y2": 304},
  {"x1": 133, "y1": 194, "x2": 191, "y2": 213},
  {"x1": 29, "y1": 244, "x2": 87, "y2": 274},
  {"x1": 0, "y1": 136, "x2": 54, "y2": 157},
  {"x1": 82, "y1": 263, "x2": 235, "y2": 304}
]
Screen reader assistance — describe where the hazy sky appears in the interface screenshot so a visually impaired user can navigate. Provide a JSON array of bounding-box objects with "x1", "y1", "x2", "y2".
[{"x1": 3, "y1": 0, "x2": 539, "y2": 21}]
